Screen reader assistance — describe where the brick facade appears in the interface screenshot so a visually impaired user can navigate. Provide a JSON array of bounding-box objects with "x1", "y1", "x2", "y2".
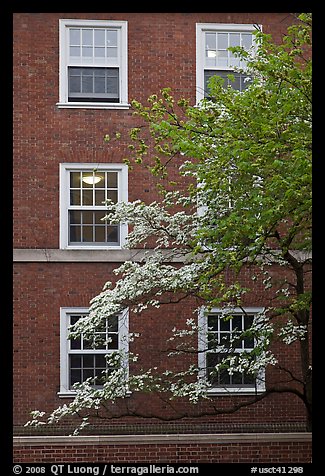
[
  {"x1": 13, "y1": 12, "x2": 311, "y2": 463},
  {"x1": 13, "y1": 434, "x2": 312, "y2": 464}
]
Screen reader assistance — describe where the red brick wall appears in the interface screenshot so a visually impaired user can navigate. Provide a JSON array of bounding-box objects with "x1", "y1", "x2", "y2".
[
  {"x1": 13, "y1": 261, "x2": 308, "y2": 432},
  {"x1": 13, "y1": 12, "x2": 308, "y2": 437},
  {"x1": 13, "y1": 12, "x2": 295, "y2": 249},
  {"x1": 13, "y1": 438, "x2": 312, "y2": 463}
]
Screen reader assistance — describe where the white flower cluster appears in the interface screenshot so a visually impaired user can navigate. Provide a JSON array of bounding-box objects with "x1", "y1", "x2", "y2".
[{"x1": 278, "y1": 320, "x2": 308, "y2": 344}]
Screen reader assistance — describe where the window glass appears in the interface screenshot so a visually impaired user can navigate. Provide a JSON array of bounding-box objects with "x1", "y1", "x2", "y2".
[
  {"x1": 205, "y1": 311, "x2": 257, "y2": 388},
  {"x1": 67, "y1": 169, "x2": 120, "y2": 246},
  {"x1": 60, "y1": 20, "x2": 128, "y2": 106},
  {"x1": 67, "y1": 313, "x2": 120, "y2": 388}
]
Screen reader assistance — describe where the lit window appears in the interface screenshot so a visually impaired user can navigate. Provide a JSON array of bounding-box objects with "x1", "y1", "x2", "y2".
[{"x1": 59, "y1": 163, "x2": 128, "y2": 249}]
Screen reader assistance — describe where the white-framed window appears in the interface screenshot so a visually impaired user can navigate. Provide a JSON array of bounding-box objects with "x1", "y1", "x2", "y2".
[
  {"x1": 196, "y1": 23, "x2": 259, "y2": 102},
  {"x1": 59, "y1": 307, "x2": 129, "y2": 397},
  {"x1": 58, "y1": 19, "x2": 129, "y2": 109},
  {"x1": 59, "y1": 163, "x2": 128, "y2": 250},
  {"x1": 198, "y1": 307, "x2": 265, "y2": 394}
]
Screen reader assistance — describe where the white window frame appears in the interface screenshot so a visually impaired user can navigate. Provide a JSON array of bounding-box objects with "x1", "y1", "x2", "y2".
[
  {"x1": 196, "y1": 23, "x2": 259, "y2": 103},
  {"x1": 59, "y1": 163, "x2": 128, "y2": 250},
  {"x1": 59, "y1": 307, "x2": 129, "y2": 397},
  {"x1": 198, "y1": 307, "x2": 266, "y2": 395},
  {"x1": 58, "y1": 19, "x2": 129, "y2": 109}
]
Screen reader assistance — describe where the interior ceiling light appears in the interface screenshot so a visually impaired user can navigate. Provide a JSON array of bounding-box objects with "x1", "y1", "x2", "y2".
[{"x1": 82, "y1": 174, "x2": 102, "y2": 185}]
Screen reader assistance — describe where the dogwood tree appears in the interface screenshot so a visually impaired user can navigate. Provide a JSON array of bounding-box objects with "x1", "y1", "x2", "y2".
[{"x1": 27, "y1": 13, "x2": 312, "y2": 433}]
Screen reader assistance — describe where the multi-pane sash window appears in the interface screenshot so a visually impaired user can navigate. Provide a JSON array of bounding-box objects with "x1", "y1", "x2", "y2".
[
  {"x1": 69, "y1": 313, "x2": 119, "y2": 388},
  {"x1": 198, "y1": 307, "x2": 265, "y2": 394},
  {"x1": 59, "y1": 308, "x2": 129, "y2": 396},
  {"x1": 196, "y1": 23, "x2": 258, "y2": 102},
  {"x1": 60, "y1": 164, "x2": 128, "y2": 249},
  {"x1": 59, "y1": 20, "x2": 128, "y2": 108}
]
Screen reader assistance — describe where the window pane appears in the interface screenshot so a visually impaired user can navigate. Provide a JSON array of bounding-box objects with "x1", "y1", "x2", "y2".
[
  {"x1": 107, "y1": 334, "x2": 118, "y2": 349},
  {"x1": 70, "y1": 190, "x2": 81, "y2": 205},
  {"x1": 108, "y1": 315, "x2": 118, "y2": 332},
  {"x1": 94, "y1": 211, "x2": 105, "y2": 224},
  {"x1": 70, "y1": 29, "x2": 80, "y2": 45},
  {"x1": 82, "y1": 190, "x2": 93, "y2": 206},
  {"x1": 70, "y1": 315, "x2": 81, "y2": 326},
  {"x1": 95, "y1": 354, "x2": 107, "y2": 368},
  {"x1": 232, "y1": 371, "x2": 243, "y2": 385},
  {"x1": 107, "y1": 190, "x2": 118, "y2": 203},
  {"x1": 229, "y1": 57, "x2": 240, "y2": 69},
  {"x1": 81, "y1": 172, "x2": 94, "y2": 188},
  {"x1": 243, "y1": 372, "x2": 256, "y2": 385},
  {"x1": 208, "y1": 315, "x2": 218, "y2": 331},
  {"x1": 205, "y1": 32, "x2": 216, "y2": 55},
  {"x1": 82, "y1": 73, "x2": 93, "y2": 93},
  {"x1": 232, "y1": 315, "x2": 243, "y2": 332},
  {"x1": 107, "y1": 226, "x2": 119, "y2": 243},
  {"x1": 82, "y1": 226, "x2": 93, "y2": 242},
  {"x1": 106, "y1": 30, "x2": 117, "y2": 46},
  {"x1": 107, "y1": 47, "x2": 118, "y2": 58},
  {"x1": 82, "y1": 29, "x2": 93, "y2": 46},
  {"x1": 70, "y1": 369, "x2": 81, "y2": 386},
  {"x1": 218, "y1": 33, "x2": 228, "y2": 49},
  {"x1": 95, "y1": 47, "x2": 105, "y2": 58},
  {"x1": 93, "y1": 332, "x2": 106, "y2": 349},
  {"x1": 83, "y1": 369, "x2": 94, "y2": 381},
  {"x1": 107, "y1": 172, "x2": 118, "y2": 188},
  {"x1": 106, "y1": 76, "x2": 118, "y2": 96},
  {"x1": 95, "y1": 190, "x2": 105, "y2": 205},
  {"x1": 208, "y1": 332, "x2": 218, "y2": 350},
  {"x1": 83, "y1": 355, "x2": 94, "y2": 368},
  {"x1": 229, "y1": 33, "x2": 240, "y2": 47},
  {"x1": 244, "y1": 336, "x2": 254, "y2": 349},
  {"x1": 94, "y1": 29, "x2": 105, "y2": 46},
  {"x1": 220, "y1": 332, "x2": 230, "y2": 346},
  {"x1": 70, "y1": 46, "x2": 80, "y2": 57},
  {"x1": 82, "y1": 211, "x2": 93, "y2": 224},
  {"x1": 94, "y1": 76, "x2": 105, "y2": 93},
  {"x1": 217, "y1": 50, "x2": 228, "y2": 61},
  {"x1": 95, "y1": 172, "x2": 106, "y2": 187},
  {"x1": 82, "y1": 46, "x2": 93, "y2": 57},
  {"x1": 70, "y1": 355, "x2": 82, "y2": 368},
  {"x1": 206, "y1": 353, "x2": 218, "y2": 384},
  {"x1": 242, "y1": 33, "x2": 252, "y2": 49},
  {"x1": 70, "y1": 211, "x2": 82, "y2": 225},
  {"x1": 95, "y1": 226, "x2": 105, "y2": 242},
  {"x1": 70, "y1": 337, "x2": 81, "y2": 350},
  {"x1": 70, "y1": 172, "x2": 81, "y2": 188},
  {"x1": 220, "y1": 317, "x2": 230, "y2": 332},
  {"x1": 219, "y1": 367, "x2": 231, "y2": 385},
  {"x1": 69, "y1": 74, "x2": 81, "y2": 93},
  {"x1": 244, "y1": 315, "x2": 254, "y2": 329},
  {"x1": 70, "y1": 226, "x2": 81, "y2": 242}
]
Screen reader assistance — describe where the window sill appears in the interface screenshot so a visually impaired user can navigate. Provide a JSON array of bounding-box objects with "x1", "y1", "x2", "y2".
[
  {"x1": 58, "y1": 390, "x2": 132, "y2": 399},
  {"x1": 206, "y1": 387, "x2": 265, "y2": 396},
  {"x1": 62, "y1": 245, "x2": 124, "y2": 250},
  {"x1": 56, "y1": 102, "x2": 131, "y2": 110}
]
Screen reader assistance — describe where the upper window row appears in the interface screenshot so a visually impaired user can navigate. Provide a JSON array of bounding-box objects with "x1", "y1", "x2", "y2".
[{"x1": 58, "y1": 20, "x2": 258, "y2": 109}]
